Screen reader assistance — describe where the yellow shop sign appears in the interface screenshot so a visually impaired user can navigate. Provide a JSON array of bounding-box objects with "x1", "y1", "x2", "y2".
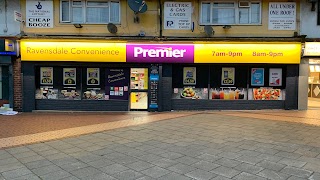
[
  {"x1": 21, "y1": 40, "x2": 126, "y2": 62},
  {"x1": 194, "y1": 43, "x2": 301, "y2": 64}
]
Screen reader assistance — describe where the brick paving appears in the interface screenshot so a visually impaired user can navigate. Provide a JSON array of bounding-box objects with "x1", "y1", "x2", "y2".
[{"x1": 0, "y1": 110, "x2": 320, "y2": 179}]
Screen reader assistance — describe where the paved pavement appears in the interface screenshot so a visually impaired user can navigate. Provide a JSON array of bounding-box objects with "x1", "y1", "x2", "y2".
[{"x1": 0, "y1": 110, "x2": 320, "y2": 180}]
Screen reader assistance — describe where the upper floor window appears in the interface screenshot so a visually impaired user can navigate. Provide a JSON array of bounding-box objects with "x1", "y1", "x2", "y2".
[
  {"x1": 200, "y1": 1, "x2": 261, "y2": 25},
  {"x1": 60, "y1": 0, "x2": 120, "y2": 24}
]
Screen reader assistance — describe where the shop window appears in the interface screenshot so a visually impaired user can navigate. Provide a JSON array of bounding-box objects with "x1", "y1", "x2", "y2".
[
  {"x1": 60, "y1": 0, "x2": 120, "y2": 24},
  {"x1": 172, "y1": 65, "x2": 209, "y2": 100},
  {"x1": 210, "y1": 66, "x2": 248, "y2": 100},
  {"x1": 0, "y1": 67, "x2": 2, "y2": 99},
  {"x1": 35, "y1": 66, "x2": 130, "y2": 101},
  {"x1": 200, "y1": 1, "x2": 261, "y2": 25},
  {"x1": 247, "y1": 67, "x2": 286, "y2": 100}
]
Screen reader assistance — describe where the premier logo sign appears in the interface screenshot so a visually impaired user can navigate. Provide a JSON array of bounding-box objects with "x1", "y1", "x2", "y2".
[
  {"x1": 133, "y1": 47, "x2": 187, "y2": 58},
  {"x1": 127, "y1": 44, "x2": 194, "y2": 63}
]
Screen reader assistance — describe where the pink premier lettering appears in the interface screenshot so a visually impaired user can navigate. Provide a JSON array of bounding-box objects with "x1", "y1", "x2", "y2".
[{"x1": 133, "y1": 47, "x2": 187, "y2": 58}]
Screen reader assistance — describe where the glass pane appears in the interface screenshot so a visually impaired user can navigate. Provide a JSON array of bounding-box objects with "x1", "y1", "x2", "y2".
[
  {"x1": 86, "y1": 7, "x2": 108, "y2": 23},
  {"x1": 72, "y1": 7, "x2": 83, "y2": 22},
  {"x1": 239, "y1": 8, "x2": 249, "y2": 24},
  {"x1": 213, "y1": 8, "x2": 235, "y2": 24},
  {"x1": 213, "y1": 2, "x2": 234, "y2": 7},
  {"x1": 201, "y1": 3, "x2": 211, "y2": 23},
  {"x1": 251, "y1": 3, "x2": 260, "y2": 23},
  {"x1": 87, "y1": 1, "x2": 108, "y2": 6},
  {"x1": 130, "y1": 92, "x2": 148, "y2": 109},
  {"x1": 130, "y1": 68, "x2": 148, "y2": 90},
  {"x1": 61, "y1": 1, "x2": 70, "y2": 21},
  {"x1": 72, "y1": 1, "x2": 82, "y2": 6},
  {"x1": 0, "y1": 82, "x2": 2, "y2": 99},
  {"x1": 0, "y1": 67, "x2": 2, "y2": 99},
  {"x1": 110, "y1": 1, "x2": 120, "y2": 22}
]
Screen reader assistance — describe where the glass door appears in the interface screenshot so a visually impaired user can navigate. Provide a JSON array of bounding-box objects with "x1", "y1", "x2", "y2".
[{"x1": 130, "y1": 68, "x2": 148, "y2": 110}]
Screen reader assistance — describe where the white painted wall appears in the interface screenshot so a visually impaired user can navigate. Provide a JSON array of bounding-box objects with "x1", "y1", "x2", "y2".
[
  {"x1": 301, "y1": 1, "x2": 320, "y2": 38},
  {"x1": 0, "y1": 0, "x2": 21, "y2": 36}
]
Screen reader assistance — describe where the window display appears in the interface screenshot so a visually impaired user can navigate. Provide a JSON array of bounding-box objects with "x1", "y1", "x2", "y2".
[
  {"x1": 210, "y1": 88, "x2": 247, "y2": 100},
  {"x1": 250, "y1": 87, "x2": 284, "y2": 100},
  {"x1": 172, "y1": 87, "x2": 208, "y2": 99},
  {"x1": 269, "y1": 68, "x2": 282, "y2": 86},
  {"x1": 105, "y1": 68, "x2": 129, "y2": 100},
  {"x1": 40, "y1": 67, "x2": 53, "y2": 85},
  {"x1": 251, "y1": 68, "x2": 264, "y2": 86},
  {"x1": 83, "y1": 88, "x2": 105, "y2": 100},
  {"x1": 63, "y1": 68, "x2": 76, "y2": 85},
  {"x1": 130, "y1": 68, "x2": 148, "y2": 90},
  {"x1": 59, "y1": 87, "x2": 81, "y2": 100},
  {"x1": 183, "y1": 67, "x2": 196, "y2": 85},
  {"x1": 87, "y1": 68, "x2": 100, "y2": 85},
  {"x1": 35, "y1": 86, "x2": 58, "y2": 99},
  {"x1": 221, "y1": 67, "x2": 235, "y2": 85}
]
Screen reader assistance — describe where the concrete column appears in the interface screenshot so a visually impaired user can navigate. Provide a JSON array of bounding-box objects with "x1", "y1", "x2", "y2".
[{"x1": 298, "y1": 58, "x2": 309, "y2": 110}]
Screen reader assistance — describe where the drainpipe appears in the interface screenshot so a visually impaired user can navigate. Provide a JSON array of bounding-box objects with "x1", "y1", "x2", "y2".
[{"x1": 158, "y1": 0, "x2": 163, "y2": 38}]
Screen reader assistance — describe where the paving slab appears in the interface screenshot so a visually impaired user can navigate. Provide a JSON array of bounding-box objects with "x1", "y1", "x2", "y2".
[
  {"x1": 140, "y1": 166, "x2": 171, "y2": 178},
  {"x1": 185, "y1": 169, "x2": 217, "y2": 180}
]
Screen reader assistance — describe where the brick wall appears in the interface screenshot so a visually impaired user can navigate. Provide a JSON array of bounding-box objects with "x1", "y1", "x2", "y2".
[{"x1": 13, "y1": 58, "x2": 22, "y2": 111}]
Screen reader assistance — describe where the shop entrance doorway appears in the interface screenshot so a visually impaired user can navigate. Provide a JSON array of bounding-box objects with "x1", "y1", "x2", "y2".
[
  {"x1": 130, "y1": 68, "x2": 148, "y2": 110},
  {"x1": 308, "y1": 63, "x2": 320, "y2": 109}
]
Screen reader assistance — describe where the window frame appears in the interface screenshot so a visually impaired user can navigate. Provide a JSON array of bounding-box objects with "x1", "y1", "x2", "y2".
[
  {"x1": 59, "y1": 0, "x2": 121, "y2": 24},
  {"x1": 199, "y1": 0, "x2": 261, "y2": 25}
]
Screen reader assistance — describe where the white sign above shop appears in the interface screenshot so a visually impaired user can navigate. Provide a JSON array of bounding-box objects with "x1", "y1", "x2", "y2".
[
  {"x1": 304, "y1": 42, "x2": 320, "y2": 56},
  {"x1": 26, "y1": 0, "x2": 53, "y2": 28},
  {"x1": 164, "y1": 2, "x2": 192, "y2": 30},
  {"x1": 268, "y1": 2, "x2": 296, "y2": 30}
]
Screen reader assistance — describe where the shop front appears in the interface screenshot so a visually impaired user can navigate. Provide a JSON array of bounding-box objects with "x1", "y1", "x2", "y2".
[
  {"x1": 0, "y1": 39, "x2": 16, "y2": 108},
  {"x1": 303, "y1": 42, "x2": 320, "y2": 108},
  {"x1": 21, "y1": 39, "x2": 301, "y2": 112}
]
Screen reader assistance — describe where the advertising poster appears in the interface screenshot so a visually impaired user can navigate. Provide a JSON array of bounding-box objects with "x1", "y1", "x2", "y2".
[
  {"x1": 164, "y1": 2, "x2": 192, "y2": 30},
  {"x1": 35, "y1": 86, "x2": 58, "y2": 99},
  {"x1": 221, "y1": 67, "x2": 235, "y2": 85},
  {"x1": 183, "y1": 67, "x2": 196, "y2": 85},
  {"x1": 172, "y1": 87, "x2": 208, "y2": 99},
  {"x1": 106, "y1": 68, "x2": 129, "y2": 100},
  {"x1": 251, "y1": 68, "x2": 264, "y2": 86},
  {"x1": 210, "y1": 88, "x2": 247, "y2": 100},
  {"x1": 26, "y1": 1, "x2": 53, "y2": 28},
  {"x1": 87, "y1": 68, "x2": 100, "y2": 85},
  {"x1": 59, "y1": 87, "x2": 81, "y2": 100},
  {"x1": 251, "y1": 88, "x2": 282, "y2": 100},
  {"x1": 83, "y1": 88, "x2": 105, "y2": 100},
  {"x1": 40, "y1": 67, "x2": 53, "y2": 85},
  {"x1": 268, "y1": 2, "x2": 296, "y2": 30},
  {"x1": 269, "y1": 68, "x2": 282, "y2": 86},
  {"x1": 63, "y1": 68, "x2": 76, "y2": 85}
]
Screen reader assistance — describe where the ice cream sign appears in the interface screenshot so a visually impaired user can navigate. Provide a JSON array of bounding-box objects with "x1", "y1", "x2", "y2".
[{"x1": 126, "y1": 44, "x2": 194, "y2": 63}]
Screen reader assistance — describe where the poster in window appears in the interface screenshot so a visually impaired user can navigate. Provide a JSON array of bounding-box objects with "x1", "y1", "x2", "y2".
[
  {"x1": 40, "y1": 67, "x2": 53, "y2": 85},
  {"x1": 251, "y1": 68, "x2": 264, "y2": 86},
  {"x1": 87, "y1": 68, "x2": 100, "y2": 85},
  {"x1": 183, "y1": 67, "x2": 196, "y2": 85},
  {"x1": 105, "y1": 68, "x2": 129, "y2": 100},
  {"x1": 269, "y1": 68, "x2": 282, "y2": 86},
  {"x1": 63, "y1": 68, "x2": 76, "y2": 85},
  {"x1": 172, "y1": 87, "x2": 208, "y2": 99},
  {"x1": 252, "y1": 88, "x2": 282, "y2": 100},
  {"x1": 221, "y1": 67, "x2": 235, "y2": 85}
]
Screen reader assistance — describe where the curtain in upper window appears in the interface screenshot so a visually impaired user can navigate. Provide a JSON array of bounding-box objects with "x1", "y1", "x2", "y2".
[
  {"x1": 200, "y1": 1, "x2": 261, "y2": 25},
  {"x1": 60, "y1": 0, "x2": 120, "y2": 24}
]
